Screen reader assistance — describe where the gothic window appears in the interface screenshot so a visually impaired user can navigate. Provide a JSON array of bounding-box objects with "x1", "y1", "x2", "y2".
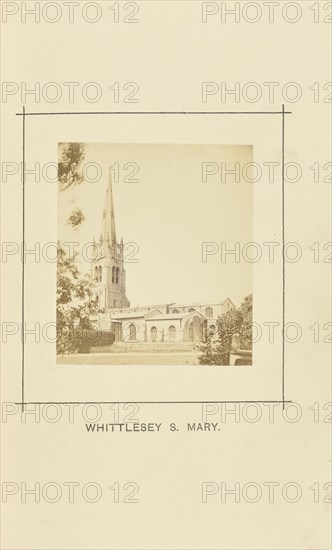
[
  {"x1": 189, "y1": 308, "x2": 195, "y2": 312},
  {"x1": 151, "y1": 326, "x2": 157, "y2": 342},
  {"x1": 173, "y1": 309, "x2": 179, "y2": 314},
  {"x1": 205, "y1": 307, "x2": 213, "y2": 318},
  {"x1": 99, "y1": 266, "x2": 102, "y2": 282},
  {"x1": 189, "y1": 322, "x2": 194, "y2": 341},
  {"x1": 94, "y1": 266, "x2": 98, "y2": 280},
  {"x1": 115, "y1": 267, "x2": 120, "y2": 284},
  {"x1": 95, "y1": 295, "x2": 99, "y2": 306},
  {"x1": 169, "y1": 325, "x2": 176, "y2": 340},
  {"x1": 112, "y1": 266, "x2": 115, "y2": 283},
  {"x1": 129, "y1": 323, "x2": 137, "y2": 341}
]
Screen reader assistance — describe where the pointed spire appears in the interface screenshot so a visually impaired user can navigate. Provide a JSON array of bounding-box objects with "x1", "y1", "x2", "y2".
[{"x1": 101, "y1": 168, "x2": 117, "y2": 246}]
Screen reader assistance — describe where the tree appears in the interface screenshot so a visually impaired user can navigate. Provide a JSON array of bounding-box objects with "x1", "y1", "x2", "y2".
[
  {"x1": 197, "y1": 320, "x2": 217, "y2": 365},
  {"x1": 238, "y1": 294, "x2": 253, "y2": 350},
  {"x1": 56, "y1": 243, "x2": 97, "y2": 354},
  {"x1": 58, "y1": 142, "x2": 87, "y2": 229},
  {"x1": 57, "y1": 143, "x2": 97, "y2": 353},
  {"x1": 58, "y1": 143, "x2": 85, "y2": 191},
  {"x1": 198, "y1": 295, "x2": 253, "y2": 365}
]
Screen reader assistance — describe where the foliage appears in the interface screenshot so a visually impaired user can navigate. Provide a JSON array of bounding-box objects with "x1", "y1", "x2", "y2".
[
  {"x1": 58, "y1": 142, "x2": 87, "y2": 229},
  {"x1": 238, "y1": 294, "x2": 253, "y2": 350},
  {"x1": 198, "y1": 295, "x2": 253, "y2": 365},
  {"x1": 56, "y1": 243, "x2": 97, "y2": 354},
  {"x1": 66, "y1": 208, "x2": 85, "y2": 229},
  {"x1": 197, "y1": 320, "x2": 217, "y2": 364},
  {"x1": 58, "y1": 143, "x2": 85, "y2": 191},
  {"x1": 88, "y1": 330, "x2": 116, "y2": 349}
]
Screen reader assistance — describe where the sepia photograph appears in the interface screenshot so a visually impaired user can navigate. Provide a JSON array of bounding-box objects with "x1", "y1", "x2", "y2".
[{"x1": 57, "y1": 143, "x2": 253, "y2": 366}]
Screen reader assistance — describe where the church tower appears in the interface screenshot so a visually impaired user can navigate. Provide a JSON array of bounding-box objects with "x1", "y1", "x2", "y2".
[{"x1": 91, "y1": 171, "x2": 130, "y2": 310}]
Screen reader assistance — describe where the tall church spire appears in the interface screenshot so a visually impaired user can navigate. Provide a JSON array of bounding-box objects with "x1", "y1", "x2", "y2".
[
  {"x1": 101, "y1": 169, "x2": 116, "y2": 245},
  {"x1": 92, "y1": 167, "x2": 130, "y2": 310}
]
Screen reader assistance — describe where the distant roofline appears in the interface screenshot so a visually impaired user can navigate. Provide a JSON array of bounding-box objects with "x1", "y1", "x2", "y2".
[
  {"x1": 171, "y1": 298, "x2": 235, "y2": 308},
  {"x1": 112, "y1": 298, "x2": 234, "y2": 311}
]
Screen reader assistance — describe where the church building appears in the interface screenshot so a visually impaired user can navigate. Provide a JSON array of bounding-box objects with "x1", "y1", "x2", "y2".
[{"x1": 90, "y1": 172, "x2": 235, "y2": 344}]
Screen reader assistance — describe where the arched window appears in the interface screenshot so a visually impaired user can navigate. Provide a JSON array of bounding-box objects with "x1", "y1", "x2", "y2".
[
  {"x1": 169, "y1": 325, "x2": 176, "y2": 340},
  {"x1": 205, "y1": 307, "x2": 213, "y2": 318},
  {"x1": 99, "y1": 266, "x2": 102, "y2": 282},
  {"x1": 112, "y1": 266, "x2": 115, "y2": 283},
  {"x1": 210, "y1": 324, "x2": 216, "y2": 334},
  {"x1": 115, "y1": 267, "x2": 120, "y2": 284},
  {"x1": 189, "y1": 308, "x2": 195, "y2": 313},
  {"x1": 173, "y1": 309, "x2": 179, "y2": 314},
  {"x1": 129, "y1": 323, "x2": 137, "y2": 341},
  {"x1": 95, "y1": 295, "x2": 99, "y2": 306},
  {"x1": 189, "y1": 322, "x2": 194, "y2": 341},
  {"x1": 151, "y1": 326, "x2": 157, "y2": 342},
  {"x1": 95, "y1": 266, "x2": 98, "y2": 280}
]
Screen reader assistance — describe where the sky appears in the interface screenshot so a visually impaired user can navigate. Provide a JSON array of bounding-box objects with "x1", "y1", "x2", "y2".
[{"x1": 58, "y1": 143, "x2": 253, "y2": 307}]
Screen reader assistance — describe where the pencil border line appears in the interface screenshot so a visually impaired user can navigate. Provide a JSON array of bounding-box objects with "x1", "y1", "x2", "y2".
[{"x1": 19, "y1": 106, "x2": 289, "y2": 409}]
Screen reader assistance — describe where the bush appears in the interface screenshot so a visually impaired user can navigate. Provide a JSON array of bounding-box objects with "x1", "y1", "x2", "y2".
[
  {"x1": 198, "y1": 295, "x2": 253, "y2": 365},
  {"x1": 84, "y1": 329, "x2": 115, "y2": 349},
  {"x1": 57, "y1": 326, "x2": 115, "y2": 355}
]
